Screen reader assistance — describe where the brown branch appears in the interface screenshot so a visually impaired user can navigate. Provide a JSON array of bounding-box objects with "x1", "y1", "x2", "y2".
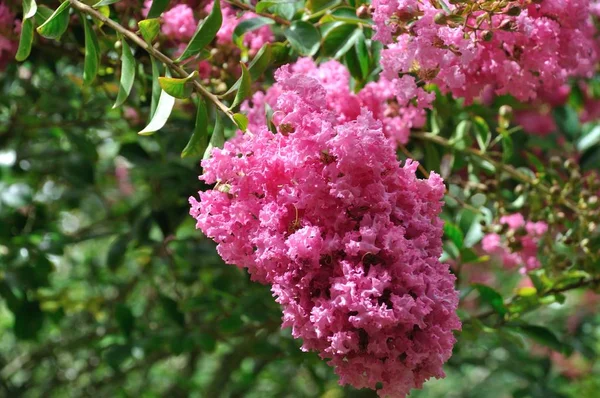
[{"x1": 224, "y1": 0, "x2": 291, "y2": 26}]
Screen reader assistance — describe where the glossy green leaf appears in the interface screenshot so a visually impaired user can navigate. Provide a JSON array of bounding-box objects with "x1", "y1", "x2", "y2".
[
  {"x1": 94, "y1": 0, "x2": 122, "y2": 6},
  {"x1": 23, "y1": 0, "x2": 38, "y2": 20},
  {"x1": 222, "y1": 44, "x2": 271, "y2": 97},
  {"x1": 232, "y1": 17, "x2": 274, "y2": 47},
  {"x1": 181, "y1": 98, "x2": 209, "y2": 158},
  {"x1": 231, "y1": 64, "x2": 251, "y2": 109},
  {"x1": 203, "y1": 113, "x2": 225, "y2": 159},
  {"x1": 284, "y1": 21, "x2": 320, "y2": 56},
  {"x1": 158, "y1": 71, "x2": 197, "y2": 99},
  {"x1": 444, "y1": 222, "x2": 464, "y2": 250},
  {"x1": 113, "y1": 38, "x2": 136, "y2": 108},
  {"x1": 256, "y1": 0, "x2": 299, "y2": 13},
  {"x1": 36, "y1": 1, "x2": 70, "y2": 40},
  {"x1": 233, "y1": 113, "x2": 249, "y2": 132},
  {"x1": 15, "y1": 18, "x2": 34, "y2": 62},
  {"x1": 82, "y1": 14, "x2": 100, "y2": 86},
  {"x1": 147, "y1": 0, "x2": 170, "y2": 18},
  {"x1": 473, "y1": 116, "x2": 490, "y2": 152},
  {"x1": 322, "y1": 23, "x2": 362, "y2": 59},
  {"x1": 138, "y1": 18, "x2": 161, "y2": 44},
  {"x1": 307, "y1": 0, "x2": 340, "y2": 13},
  {"x1": 139, "y1": 88, "x2": 175, "y2": 135},
  {"x1": 34, "y1": 5, "x2": 53, "y2": 25},
  {"x1": 577, "y1": 125, "x2": 600, "y2": 152},
  {"x1": 177, "y1": 0, "x2": 222, "y2": 61},
  {"x1": 473, "y1": 284, "x2": 507, "y2": 316}
]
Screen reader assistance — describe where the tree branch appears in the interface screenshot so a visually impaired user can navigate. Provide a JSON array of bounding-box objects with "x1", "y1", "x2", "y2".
[
  {"x1": 68, "y1": 0, "x2": 236, "y2": 123},
  {"x1": 225, "y1": 0, "x2": 291, "y2": 26}
]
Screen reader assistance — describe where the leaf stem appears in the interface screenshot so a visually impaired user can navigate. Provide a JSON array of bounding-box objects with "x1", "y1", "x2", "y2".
[{"x1": 68, "y1": 0, "x2": 236, "y2": 123}]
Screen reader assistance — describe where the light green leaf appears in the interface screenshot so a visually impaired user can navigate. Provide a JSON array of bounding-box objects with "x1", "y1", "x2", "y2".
[
  {"x1": 233, "y1": 113, "x2": 249, "y2": 132},
  {"x1": 284, "y1": 21, "x2": 321, "y2": 56},
  {"x1": 15, "y1": 18, "x2": 34, "y2": 62},
  {"x1": 230, "y1": 64, "x2": 251, "y2": 109},
  {"x1": 147, "y1": 0, "x2": 170, "y2": 19},
  {"x1": 34, "y1": 5, "x2": 53, "y2": 25},
  {"x1": 36, "y1": 1, "x2": 70, "y2": 40},
  {"x1": 138, "y1": 18, "x2": 160, "y2": 44},
  {"x1": 158, "y1": 71, "x2": 198, "y2": 99},
  {"x1": 577, "y1": 125, "x2": 600, "y2": 152},
  {"x1": 113, "y1": 38, "x2": 136, "y2": 108},
  {"x1": 473, "y1": 116, "x2": 490, "y2": 152},
  {"x1": 182, "y1": 98, "x2": 209, "y2": 158},
  {"x1": 23, "y1": 0, "x2": 37, "y2": 20},
  {"x1": 203, "y1": 113, "x2": 225, "y2": 159},
  {"x1": 177, "y1": 0, "x2": 222, "y2": 61},
  {"x1": 443, "y1": 222, "x2": 464, "y2": 250},
  {"x1": 473, "y1": 284, "x2": 507, "y2": 316},
  {"x1": 82, "y1": 14, "x2": 100, "y2": 86},
  {"x1": 139, "y1": 89, "x2": 175, "y2": 135}
]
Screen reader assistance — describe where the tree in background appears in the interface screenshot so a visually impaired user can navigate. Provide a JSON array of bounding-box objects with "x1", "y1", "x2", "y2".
[{"x1": 1, "y1": 0, "x2": 600, "y2": 397}]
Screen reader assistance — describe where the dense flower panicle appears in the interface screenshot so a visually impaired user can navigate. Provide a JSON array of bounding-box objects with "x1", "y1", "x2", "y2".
[
  {"x1": 0, "y1": 2, "x2": 19, "y2": 70},
  {"x1": 514, "y1": 109, "x2": 557, "y2": 136},
  {"x1": 242, "y1": 58, "x2": 425, "y2": 146},
  {"x1": 162, "y1": 4, "x2": 197, "y2": 41},
  {"x1": 372, "y1": 0, "x2": 599, "y2": 109},
  {"x1": 481, "y1": 213, "x2": 548, "y2": 273},
  {"x1": 191, "y1": 66, "x2": 461, "y2": 397}
]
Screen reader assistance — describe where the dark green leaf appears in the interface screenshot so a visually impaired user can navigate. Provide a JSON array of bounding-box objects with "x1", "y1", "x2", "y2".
[
  {"x1": 423, "y1": 142, "x2": 441, "y2": 172},
  {"x1": 203, "y1": 113, "x2": 225, "y2": 159},
  {"x1": 232, "y1": 17, "x2": 274, "y2": 47},
  {"x1": 159, "y1": 294, "x2": 186, "y2": 327},
  {"x1": 15, "y1": 18, "x2": 34, "y2": 62},
  {"x1": 473, "y1": 284, "x2": 507, "y2": 316},
  {"x1": 284, "y1": 21, "x2": 321, "y2": 56},
  {"x1": 34, "y1": 5, "x2": 53, "y2": 25},
  {"x1": 138, "y1": 18, "x2": 161, "y2": 44},
  {"x1": 231, "y1": 63, "x2": 251, "y2": 109},
  {"x1": 307, "y1": 0, "x2": 340, "y2": 13},
  {"x1": 14, "y1": 300, "x2": 44, "y2": 340},
  {"x1": 222, "y1": 44, "x2": 271, "y2": 97},
  {"x1": 177, "y1": 0, "x2": 222, "y2": 61},
  {"x1": 113, "y1": 37, "x2": 136, "y2": 108},
  {"x1": 511, "y1": 324, "x2": 569, "y2": 354},
  {"x1": 322, "y1": 23, "x2": 361, "y2": 59},
  {"x1": 150, "y1": 58, "x2": 161, "y2": 118},
  {"x1": 158, "y1": 71, "x2": 197, "y2": 99},
  {"x1": 36, "y1": 1, "x2": 70, "y2": 40},
  {"x1": 147, "y1": 0, "x2": 170, "y2": 19},
  {"x1": 104, "y1": 344, "x2": 131, "y2": 370},
  {"x1": 501, "y1": 132, "x2": 513, "y2": 162},
  {"x1": 256, "y1": 0, "x2": 300, "y2": 13},
  {"x1": 81, "y1": 14, "x2": 100, "y2": 86},
  {"x1": 23, "y1": 0, "x2": 38, "y2": 20},
  {"x1": 553, "y1": 105, "x2": 580, "y2": 139},
  {"x1": 106, "y1": 233, "x2": 129, "y2": 270},
  {"x1": 115, "y1": 304, "x2": 135, "y2": 337},
  {"x1": 94, "y1": 0, "x2": 122, "y2": 6},
  {"x1": 181, "y1": 98, "x2": 209, "y2": 158},
  {"x1": 473, "y1": 116, "x2": 490, "y2": 152}
]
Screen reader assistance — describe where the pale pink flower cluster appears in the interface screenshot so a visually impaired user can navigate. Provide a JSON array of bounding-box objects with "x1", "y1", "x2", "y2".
[
  {"x1": 0, "y1": 2, "x2": 19, "y2": 70},
  {"x1": 481, "y1": 213, "x2": 548, "y2": 273},
  {"x1": 162, "y1": 4, "x2": 197, "y2": 41},
  {"x1": 190, "y1": 66, "x2": 460, "y2": 397},
  {"x1": 372, "y1": 0, "x2": 598, "y2": 109},
  {"x1": 243, "y1": 58, "x2": 425, "y2": 145}
]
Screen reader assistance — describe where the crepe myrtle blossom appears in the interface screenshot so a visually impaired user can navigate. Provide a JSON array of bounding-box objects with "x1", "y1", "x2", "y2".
[{"x1": 191, "y1": 65, "x2": 460, "y2": 397}]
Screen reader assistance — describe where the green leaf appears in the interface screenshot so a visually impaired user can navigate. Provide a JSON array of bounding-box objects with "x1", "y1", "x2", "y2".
[
  {"x1": 449, "y1": 120, "x2": 470, "y2": 150},
  {"x1": 94, "y1": 0, "x2": 122, "y2": 6},
  {"x1": 150, "y1": 58, "x2": 161, "y2": 118},
  {"x1": 473, "y1": 284, "x2": 507, "y2": 316},
  {"x1": 147, "y1": 0, "x2": 170, "y2": 19},
  {"x1": 233, "y1": 113, "x2": 249, "y2": 131},
  {"x1": 23, "y1": 0, "x2": 38, "y2": 20},
  {"x1": 36, "y1": 1, "x2": 70, "y2": 40},
  {"x1": 177, "y1": 0, "x2": 222, "y2": 61},
  {"x1": 159, "y1": 294, "x2": 186, "y2": 327},
  {"x1": 511, "y1": 324, "x2": 569, "y2": 354},
  {"x1": 473, "y1": 116, "x2": 490, "y2": 152},
  {"x1": 307, "y1": 0, "x2": 340, "y2": 13},
  {"x1": 113, "y1": 38, "x2": 136, "y2": 108},
  {"x1": 181, "y1": 98, "x2": 209, "y2": 158},
  {"x1": 138, "y1": 18, "x2": 161, "y2": 44},
  {"x1": 232, "y1": 17, "x2": 274, "y2": 47},
  {"x1": 231, "y1": 63, "x2": 251, "y2": 109},
  {"x1": 158, "y1": 71, "x2": 197, "y2": 99},
  {"x1": 203, "y1": 113, "x2": 225, "y2": 159},
  {"x1": 222, "y1": 44, "x2": 271, "y2": 97},
  {"x1": 577, "y1": 125, "x2": 600, "y2": 152},
  {"x1": 106, "y1": 233, "x2": 129, "y2": 270},
  {"x1": 139, "y1": 88, "x2": 175, "y2": 135},
  {"x1": 82, "y1": 14, "x2": 100, "y2": 86},
  {"x1": 256, "y1": 0, "x2": 299, "y2": 13},
  {"x1": 34, "y1": 5, "x2": 53, "y2": 25},
  {"x1": 501, "y1": 132, "x2": 513, "y2": 162},
  {"x1": 15, "y1": 18, "x2": 34, "y2": 62},
  {"x1": 284, "y1": 21, "x2": 321, "y2": 56},
  {"x1": 322, "y1": 23, "x2": 362, "y2": 59},
  {"x1": 553, "y1": 105, "x2": 580, "y2": 139},
  {"x1": 444, "y1": 222, "x2": 464, "y2": 250},
  {"x1": 115, "y1": 304, "x2": 134, "y2": 337},
  {"x1": 423, "y1": 142, "x2": 441, "y2": 172}
]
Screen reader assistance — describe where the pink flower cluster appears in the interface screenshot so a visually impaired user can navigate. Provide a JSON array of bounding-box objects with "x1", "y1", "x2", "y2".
[
  {"x1": 243, "y1": 58, "x2": 425, "y2": 145},
  {"x1": 372, "y1": 0, "x2": 598, "y2": 109},
  {"x1": 481, "y1": 213, "x2": 548, "y2": 273},
  {"x1": 0, "y1": 2, "x2": 19, "y2": 70},
  {"x1": 191, "y1": 66, "x2": 460, "y2": 397},
  {"x1": 211, "y1": 1, "x2": 273, "y2": 52}
]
